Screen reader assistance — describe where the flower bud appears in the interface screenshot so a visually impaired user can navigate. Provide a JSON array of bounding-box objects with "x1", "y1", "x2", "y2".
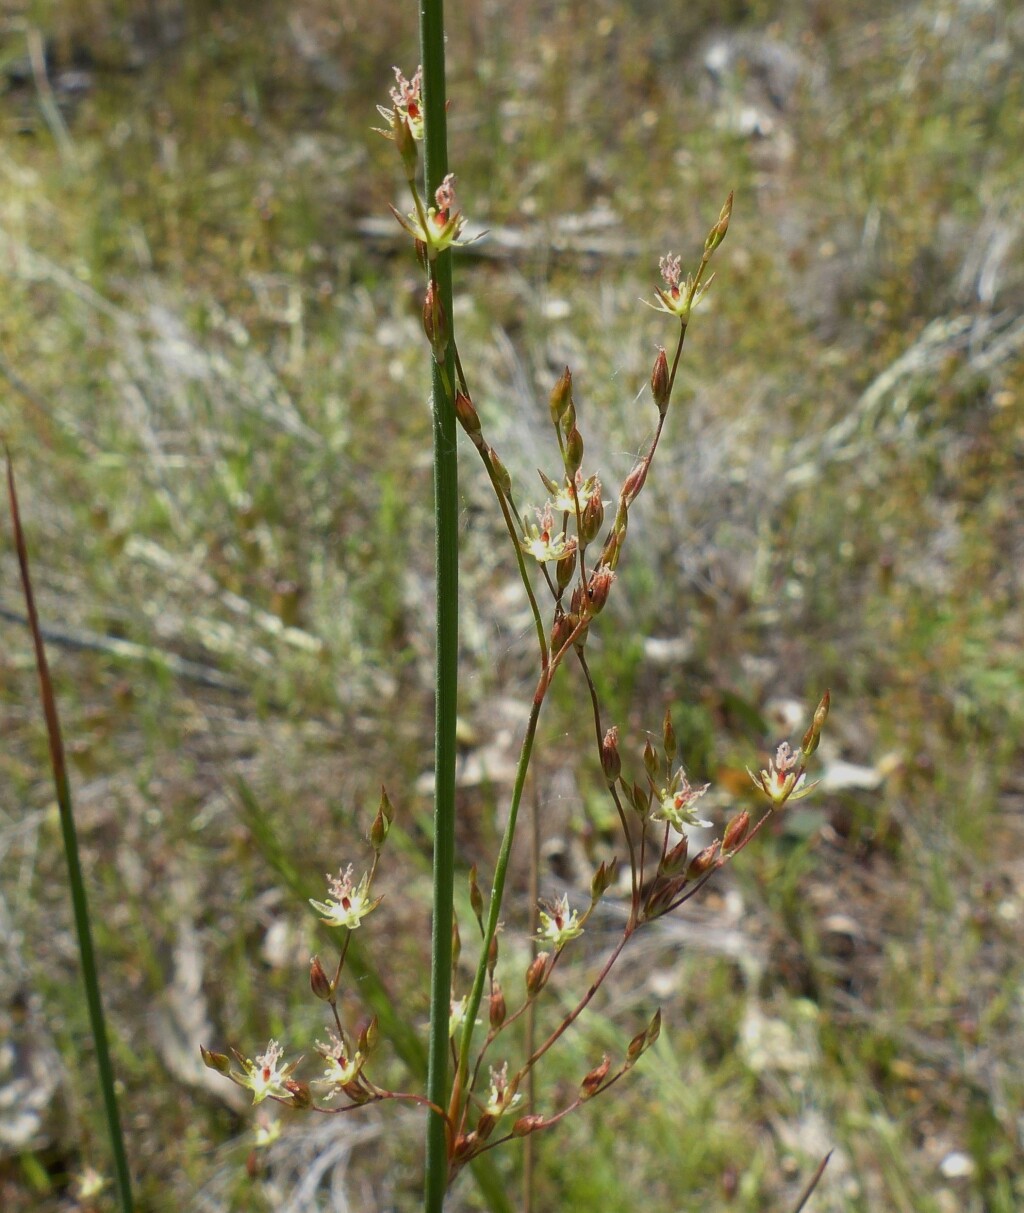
[
  {"x1": 475, "y1": 1111, "x2": 498, "y2": 1142},
  {"x1": 659, "y1": 833, "x2": 689, "y2": 877},
  {"x1": 580, "y1": 1054, "x2": 611, "y2": 1100},
  {"x1": 395, "y1": 114, "x2": 417, "y2": 175},
  {"x1": 200, "y1": 1045, "x2": 231, "y2": 1075},
  {"x1": 564, "y1": 426, "x2": 584, "y2": 478},
  {"x1": 525, "y1": 952, "x2": 548, "y2": 996},
  {"x1": 310, "y1": 955, "x2": 334, "y2": 1003},
  {"x1": 651, "y1": 346, "x2": 670, "y2": 415},
  {"x1": 663, "y1": 709, "x2": 677, "y2": 765},
  {"x1": 454, "y1": 391, "x2": 482, "y2": 440},
  {"x1": 722, "y1": 810, "x2": 751, "y2": 852},
  {"x1": 285, "y1": 1080, "x2": 312, "y2": 1108},
  {"x1": 687, "y1": 839, "x2": 722, "y2": 878},
  {"x1": 551, "y1": 611, "x2": 576, "y2": 653},
  {"x1": 549, "y1": 367, "x2": 573, "y2": 426},
  {"x1": 590, "y1": 857, "x2": 618, "y2": 902},
  {"x1": 801, "y1": 689, "x2": 831, "y2": 757},
  {"x1": 489, "y1": 983, "x2": 507, "y2": 1029},
  {"x1": 556, "y1": 547, "x2": 577, "y2": 594},
  {"x1": 422, "y1": 280, "x2": 448, "y2": 361},
  {"x1": 488, "y1": 447, "x2": 512, "y2": 498},
  {"x1": 580, "y1": 490, "x2": 605, "y2": 546},
  {"x1": 621, "y1": 459, "x2": 649, "y2": 506},
  {"x1": 586, "y1": 566, "x2": 614, "y2": 615},
  {"x1": 705, "y1": 191, "x2": 733, "y2": 253},
  {"x1": 643, "y1": 739, "x2": 658, "y2": 780},
  {"x1": 512, "y1": 1114, "x2": 546, "y2": 1137},
  {"x1": 452, "y1": 918, "x2": 461, "y2": 969},
  {"x1": 358, "y1": 1015, "x2": 379, "y2": 1056},
  {"x1": 487, "y1": 932, "x2": 499, "y2": 974},
  {"x1": 600, "y1": 726, "x2": 621, "y2": 784}
]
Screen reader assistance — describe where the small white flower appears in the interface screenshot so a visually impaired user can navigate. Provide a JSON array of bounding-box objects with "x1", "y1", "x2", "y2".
[
  {"x1": 238, "y1": 1040, "x2": 297, "y2": 1105},
  {"x1": 536, "y1": 893, "x2": 584, "y2": 949},
  {"x1": 484, "y1": 1062, "x2": 522, "y2": 1118},
  {"x1": 316, "y1": 1030, "x2": 364, "y2": 1090},
  {"x1": 748, "y1": 741, "x2": 819, "y2": 807},
  {"x1": 522, "y1": 505, "x2": 576, "y2": 564},
  {"x1": 309, "y1": 865, "x2": 382, "y2": 929},
  {"x1": 651, "y1": 771, "x2": 712, "y2": 831}
]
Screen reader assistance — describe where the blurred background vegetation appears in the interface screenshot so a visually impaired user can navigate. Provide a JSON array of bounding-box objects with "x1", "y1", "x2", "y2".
[{"x1": 1, "y1": 0, "x2": 1021, "y2": 1209}]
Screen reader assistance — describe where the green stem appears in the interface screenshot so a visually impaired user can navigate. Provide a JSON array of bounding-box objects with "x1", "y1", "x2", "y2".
[
  {"x1": 420, "y1": 2, "x2": 458, "y2": 1209},
  {"x1": 6, "y1": 455, "x2": 134, "y2": 1213}
]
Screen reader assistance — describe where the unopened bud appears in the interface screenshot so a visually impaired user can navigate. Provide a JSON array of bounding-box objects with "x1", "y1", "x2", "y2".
[
  {"x1": 556, "y1": 547, "x2": 577, "y2": 594},
  {"x1": 489, "y1": 983, "x2": 507, "y2": 1029},
  {"x1": 358, "y1": 1015, "x2": 380, "y2": 1056},
  {"x1": 631, "y1": 780, "x2": 650, "y2": 816},
  {"x1": 663, "y1": 709, "x2": 677, "y2": 764},
  {"x1": 600, "y1": 726, "x2": 621, "y2": 784},
  {"x1": 687, "y1": 839, "x2": 722, "y2": 878},
  {"x1": 310, "y1": 955, "x2": 334, "y2": 1002},
  {"x1": 551, "y1": 611, "x2": 576, "y2": 653},
  {"x1": 651, "y1": 347, "x2": 670, "y2": 415},
  {"x1": 621, "y1": 459, "x2": 649, "y2": 505},
  {"x1": 422, "y1": 280, "x2": 448, "y2": 361},
  {"x1": 476, "y1": 1111, "x2": 498, "y2": 1142},
  {"x1": 200, "y1": 1045, "x2": 231, "y2": 1075},
  {"x1": 801, "y1": 689, "x2": 831, "y2": 757},
  {"x1": 285, "y1": 1080, "x2": 312, "y2": 1108},
  {"x1": 659, "y1": 833, "x2": 689, "y2": 877},
  {"x1": 642, "y1": 739, "x2": 658, "y2": 780},
  {"x1": 526, "y1": 952, "x2": 548, "y2": 996},
  {"x1": 580, "y1": 1054, "x2": 611, "y2": 1100},
  {"x1": 512, "y1": 1114, "x2": 546, "y2": 1137},
  {"x1": 549, "y1": 367, "x2": 573, "y2": 425},
  {"x1": 487, "y1": 932, "x2": 499, "y2": 974},
  {"x1": 564, "y1": 426, "x2": 584, "y2": 478},
  {"x1": 452, "y1": 918, "x2": 461, "y2": 969},
  {"x1": 395, "y1": 114, "x2": 417, "y2": 175},
  {"x1": 454, "y1": 391, "x2": 482, "y2": 439},
  {"x1": 580, "y1": 490, "x2": 604, "y2": 546},
  {"x1": 590, "y1": 857, "x2": 618, "y2": 902},
  {"x1": 488, "y1": 447, "x2": 512, "y2": 498},
  {"x1": 705, "y1": 191, "x2": 733, "y2": 253},
  {"x1": 722, "y1": 810, "x2": 751, "y2": 852},
  {"x1": 601, "y1": 524, "x2": 624, "y2": 570},
  {"x1": 586, "y1": 566, "x2": 614, "y2": 614}
]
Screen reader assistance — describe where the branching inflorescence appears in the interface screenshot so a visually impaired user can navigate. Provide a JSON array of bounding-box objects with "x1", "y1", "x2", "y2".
[{"x1": 202, "y1": 63, "x2": 830, "y2": 1195}]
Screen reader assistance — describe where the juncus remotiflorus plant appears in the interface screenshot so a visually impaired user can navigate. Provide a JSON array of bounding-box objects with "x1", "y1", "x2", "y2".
[{"x1": 201, "y1": 52, "x2": 831, "y2": 1213}]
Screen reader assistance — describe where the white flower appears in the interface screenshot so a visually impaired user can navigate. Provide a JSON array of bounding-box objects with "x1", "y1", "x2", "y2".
[
  {"x1": 316, "y1": 1030, "x2": 364, "y2": 1090},
  {"x1": 536, "y1": 893, "x2": 584, "y2": 948},
  {"x1": 651, "y1": 771, "x2": 712, "y2": 831},
  {"x1": 238, "y1": 1040, "x2": 297, "y2": 1105},
  {"x1": 748, "y1": 741, "x2": 819, "y2": 807},
  {"x1": 484, "y1": 1062, "x2": 522, "y2": 1118},
  {"x1": 522, "y1": 504, "x2": 576, "y2": 564},
  {"x1": 309, "y1": 865, "x2": 382, "y2": 929}
]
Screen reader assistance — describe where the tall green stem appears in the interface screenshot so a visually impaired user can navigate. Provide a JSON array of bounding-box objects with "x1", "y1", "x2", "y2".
[
  {"x1": 420, "y1": 1, "x2": 458, "y2": 1209},
  {"x1": 7, "y1": 457, "x2": 133, "y2": 1212}
]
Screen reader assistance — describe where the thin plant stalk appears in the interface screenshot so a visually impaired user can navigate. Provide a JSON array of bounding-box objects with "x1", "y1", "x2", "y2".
[
  {"x1": 419, "y1": 0, "x2": 459, "y2": 1208},
  {"x1": 6, "y1": 454, "x2": 134, "y2": 1213}
]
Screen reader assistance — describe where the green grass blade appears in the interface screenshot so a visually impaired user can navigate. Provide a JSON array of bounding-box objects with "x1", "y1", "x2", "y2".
[{"x1": 5, "y1": 452, "x2": 134, "y2": 1213}]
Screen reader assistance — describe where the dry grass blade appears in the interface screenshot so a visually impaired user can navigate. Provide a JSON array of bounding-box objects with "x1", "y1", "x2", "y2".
[
  {"x1": 5, "y1": 449, "x2": 135, "y2": 1213},
  {"x1": 791, "y1": 1150, "x2": 832, "y2": 1213}
]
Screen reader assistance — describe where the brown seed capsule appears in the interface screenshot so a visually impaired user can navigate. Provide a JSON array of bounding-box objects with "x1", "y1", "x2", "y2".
[
  {"x1": 310, "y1": 955, "x2": 334, "y2": 1003},
  {"x1": 512, "y1": 1114, "x2": 546, "y2": 1137},
  {"x1": 601, "y1": 726, "x2": 621, "y2": 784},
  {"x1": 687, "y1": 839, "x2": 722, "y2": 878},
  {"x1": 651, "y1": 346, "x2": 670, "y2": 415},
  {"x1": 580, "y1": 1054, "x2": 612, "y2": 1100},
  {"x1": 525, "y1": 953, "x2": 548, "y2": 996},
  {"x1": 489, "y1": 984, "x2": 507, "y2": 1029},
  {"x1": 586, "y1": 566, "x2": 615, "y2": 614},
  {"x1": 723, "y1": 810, "x2": 751, "y2": 852},
  {"x1": 454, "y1": 390, "x2": 482, "y2": 439},
  {"x1": 422, "y1": 280, "x2": 448, "y2": 360},
  {"x1": 565, "y1": 426, "x2": 584, "y2": 478}
]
